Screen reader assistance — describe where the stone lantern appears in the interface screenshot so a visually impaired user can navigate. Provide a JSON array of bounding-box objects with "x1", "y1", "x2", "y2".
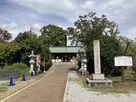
[
  {"x1": 78, "y1": 48, "x2": 88, "y2": 75},
  {"x1": 28, "y1": 51, "x2": 36, "y2": 76}
]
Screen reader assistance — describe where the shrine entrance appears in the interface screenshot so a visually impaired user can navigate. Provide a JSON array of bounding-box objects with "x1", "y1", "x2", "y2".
[{"x1": 49, "y1": 46, "x2": 81, "y2": 63}]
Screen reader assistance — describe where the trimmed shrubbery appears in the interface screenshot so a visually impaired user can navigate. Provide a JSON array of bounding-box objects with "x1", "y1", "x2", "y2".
[{"x1": 2, "y1": 63, "x2": 29, "y2": 74}]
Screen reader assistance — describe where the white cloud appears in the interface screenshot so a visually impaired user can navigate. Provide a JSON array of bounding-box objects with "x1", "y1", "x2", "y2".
[
  {"x1": 0, "y1": 22, "x2": 19, "y2": 39},
  {"x1": 32, "y1": 23, "x2": 43, "y2": 36},
  {"x1": 7, "y1": 0, "x2": 77, "y2": 14},
  {"x1": 32, "y1": 23, "x2": 42, "y2": 29},
  {"x1": 122, "y1": 28, "x2": 136, "y2": 40},
  {"x1": 1, "y1": 22, "x2": 17, "y2": 30},
  {"x1": 1, "y1": 0, "x2": 136, "y2": 40}
]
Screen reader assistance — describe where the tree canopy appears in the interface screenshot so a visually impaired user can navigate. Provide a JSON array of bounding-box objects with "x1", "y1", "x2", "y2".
[
  {"x1": 13, "y1": 29, "x2": 52, "y2": 70},
  {"x1": 67, "y1": 12, "x2": 119, "y2": 47},
  {"x1": 0, "y1": 42, "x2": 20, "y2": 66},
  {"x1": 14, "y1": 30, "x2": 42, "y2": 64},
  {"x1": 40, "y1": 24, "x2": 67, "y2": 46}
]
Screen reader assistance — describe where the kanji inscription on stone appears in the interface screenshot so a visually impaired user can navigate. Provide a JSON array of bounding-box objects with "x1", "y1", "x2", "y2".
[{"x1": 93, "y1": 40, "x2": 101, "y2": 74}]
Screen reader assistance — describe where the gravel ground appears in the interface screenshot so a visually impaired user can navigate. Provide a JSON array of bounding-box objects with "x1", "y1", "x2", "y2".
[{"x1": 66, "y1": 71, "x2": 136, "y2": 102}]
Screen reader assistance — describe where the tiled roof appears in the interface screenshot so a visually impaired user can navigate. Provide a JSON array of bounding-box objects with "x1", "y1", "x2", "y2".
[{"x1": 49, "y1": 46, "x2": 81, "y2": 53}]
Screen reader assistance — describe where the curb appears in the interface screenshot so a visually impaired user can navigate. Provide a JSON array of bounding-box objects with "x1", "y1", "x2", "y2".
[{"x1": 63, "y1": 72, "x2": 69, "y2": 102}]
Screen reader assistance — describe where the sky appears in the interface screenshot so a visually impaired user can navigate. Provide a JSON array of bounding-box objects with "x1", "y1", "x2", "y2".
[{"x1": 0, "y1": 0, "x2": 136, "y2": 41}]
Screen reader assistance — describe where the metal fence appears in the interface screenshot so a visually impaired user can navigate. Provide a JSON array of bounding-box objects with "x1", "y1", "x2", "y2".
[{"x1": 0, "y1": 70, "x2": 21, "y2": 80}]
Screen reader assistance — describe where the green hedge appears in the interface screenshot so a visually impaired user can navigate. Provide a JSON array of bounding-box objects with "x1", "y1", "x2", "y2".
[
  {"x1": 3, "y1": 63, "x2": 29, "y2": 74},
  {"x1": 45, "y1": 60, "x2": 52, "y2": 71}
]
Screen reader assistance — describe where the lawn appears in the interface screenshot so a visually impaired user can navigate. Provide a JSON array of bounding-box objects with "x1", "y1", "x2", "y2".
[{"x1": 79, "y1": 69, "x2": 136, "y2": 94}]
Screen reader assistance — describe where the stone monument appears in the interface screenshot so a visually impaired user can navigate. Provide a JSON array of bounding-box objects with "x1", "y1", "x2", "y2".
[
  {"x1": 86, "y1": 40, "x2": 112, "y2": 87},
  {"x1": 28, "y1": 51, "x2": 36, "y2": 76},
  {"x1": 92, "y1": 40, "x2": 105, "y2": 80}
]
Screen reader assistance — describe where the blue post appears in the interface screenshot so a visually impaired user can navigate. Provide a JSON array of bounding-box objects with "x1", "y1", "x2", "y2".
[
  {"x1": 22, "y1": 73, "x2": 26, "y2": 81},
  {"x1": 9, "y1": 76, "x2": 14, "y2": 86},
  {"x1": 30, "y1": 71, "x2": 33, "y2": 76}
]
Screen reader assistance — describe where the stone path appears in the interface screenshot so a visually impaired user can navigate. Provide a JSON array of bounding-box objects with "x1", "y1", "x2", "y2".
[{"x1": 1, "y1": 63, "x2": 76, "y2": 102}]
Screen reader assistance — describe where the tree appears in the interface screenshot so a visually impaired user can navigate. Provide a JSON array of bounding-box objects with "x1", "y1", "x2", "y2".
[
  {"x1": 14, "y1": 29, "x2": 52, "y2": 71},
  {"x1": 67, "y1": 12, "x2": 119, "y2": 47},
  {"x1": 118, "y1": 36, "x2": 136, "y2": 78},
  {"x1": 117, "y1": 36, "x2": 135, "y2": 54},
  {"x1": 40, "y1": 24, "x2": 67, "y2": 46},
  {"x1": 100, "y1": 36, "x2": 123, "y2": 76},
  {"x1": 0, "y1": 28, "x2": 12, "y2": 43},
  {"x1": 14, "y1": 30, "x2": 41, "y2": 65},
  {"x1": 0, "y1": 42, "x2": 20, "y2": 66},
  {"x1": 86, "y1": 36, "x2": 124, "y2": 76},
  {"x1": 67, "y1": 12, "x2": 123, "y2": 76}
]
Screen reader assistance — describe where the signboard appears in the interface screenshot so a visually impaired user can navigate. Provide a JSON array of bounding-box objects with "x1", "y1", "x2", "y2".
[{"x1": 114, "y1": 56, "x2": 133, "y2": 66}]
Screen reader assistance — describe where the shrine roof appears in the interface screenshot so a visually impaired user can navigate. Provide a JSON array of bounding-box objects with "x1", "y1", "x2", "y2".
[{"x1": 49, "y1": 46, "x2": 81, "y2": 53}]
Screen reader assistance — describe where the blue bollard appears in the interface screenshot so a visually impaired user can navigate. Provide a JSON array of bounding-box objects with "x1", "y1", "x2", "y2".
[
  {"x1": 30, "y1": 71, "x2": 33, "y2": 76},
  {"x1": 22, "y1": 74, "x2": 26, "y2": 81},
  {"x1": 9, "y1": 76, "x2": 14, "y2": 86}
]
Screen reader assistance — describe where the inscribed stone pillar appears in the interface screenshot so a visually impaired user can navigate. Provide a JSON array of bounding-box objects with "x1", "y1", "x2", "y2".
[{"x1": 93, "y1": 40, "x2": 105, "y2": 80}]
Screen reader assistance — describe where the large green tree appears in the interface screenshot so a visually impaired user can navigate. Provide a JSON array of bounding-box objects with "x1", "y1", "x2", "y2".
[
  {"x1": 14, "y1": 29, "x2": 52, "y2": 71},
  {"x1": 0, "y1": 42, "x2": 20, "y2": 66},
  {"x1": 67, "y1": 12, "x2": 119, "y2": 47},
  {"x1": 14, "y1": 30, "x2": 41, "y2": 64},
  {"x1": 67, "y1": 12, "x2": 123, "y2": 76},
  {"x1": 40, "y1": 24, "x2": 67, "y2": 46}
]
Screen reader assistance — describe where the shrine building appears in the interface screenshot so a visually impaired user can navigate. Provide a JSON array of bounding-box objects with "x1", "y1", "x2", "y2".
[{"x1": 49, "y1": 46, "x2": 81, "y2": 62}]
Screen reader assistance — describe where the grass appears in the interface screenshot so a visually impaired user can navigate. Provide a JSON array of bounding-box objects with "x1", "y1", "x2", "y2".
[
  {"x1": 26, "y1": 72, "x2": 45, "y2": 80},
  {"x1": 0, "y1": 83, "x2": 8, "y2": 93},
  {"x1": 78, "y1": 69, "x2": 136, "y2": 94}
]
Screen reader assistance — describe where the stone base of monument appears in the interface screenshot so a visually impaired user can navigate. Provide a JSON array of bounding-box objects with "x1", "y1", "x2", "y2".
[
  {"x1": 86, "y1": 78, "x2": 112, "y2": 87},
  {"x1": 92, "y1": 74, "x2": 105, "y2": 80}
]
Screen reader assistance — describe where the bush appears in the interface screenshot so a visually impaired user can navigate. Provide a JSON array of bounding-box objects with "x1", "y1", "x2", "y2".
[
  {"x1": 3, "y1": 63, "x2": 29, "y2": 74},
  {"x1": 77, "y1": 60, "x2": 81, "y2": 69},
  {"x1": 86, "y1": 36, "x2": 124, "y2": 76},
  {"x1": 45, "y1": 60, "x2": 52, "y2": 71},
  {"x1": 40, "y1": 59, "x2": 52, "y2": 72}
]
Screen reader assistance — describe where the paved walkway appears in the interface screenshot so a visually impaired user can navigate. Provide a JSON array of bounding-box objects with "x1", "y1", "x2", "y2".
[{"x1": 2, "y1": 63, "x2": 77, "y2": 102}]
